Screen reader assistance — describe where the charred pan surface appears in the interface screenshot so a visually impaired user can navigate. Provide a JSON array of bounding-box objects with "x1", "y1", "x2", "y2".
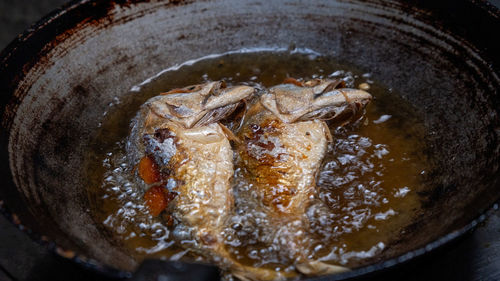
[
  {"x1": 0, "y1": 0, "x2": 199, "y2": 275},
  {"x1": 0, "y1": 0, "x2": 194, "y2": 131}
]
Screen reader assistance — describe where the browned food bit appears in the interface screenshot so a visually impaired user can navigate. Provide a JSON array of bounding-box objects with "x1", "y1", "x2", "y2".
[
  {"x1": 161, "y1": 214, "x2": 175, "y2": 227},
  {"x1": 283, "y1": 77, "x2": 304, "y2": 87}
]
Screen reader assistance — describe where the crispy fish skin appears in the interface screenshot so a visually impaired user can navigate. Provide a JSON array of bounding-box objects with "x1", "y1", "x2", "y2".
[
  {"x1": 239, "y1": 104, "x2": 341, "y2": 275},
  {"x1": 238, "y1": 79, "x2": 372, "y2": 276},
  {"x1": 128, "y1": 83, "x2": 294, "y2": 281},
  {"x1": 239, "y1": 106, "x2": 329, "y2": 215}
]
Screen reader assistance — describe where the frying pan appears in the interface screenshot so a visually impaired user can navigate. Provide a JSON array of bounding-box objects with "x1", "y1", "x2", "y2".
[{"x1": 0, "y1": 0, "x2": 499, "y2": 280}]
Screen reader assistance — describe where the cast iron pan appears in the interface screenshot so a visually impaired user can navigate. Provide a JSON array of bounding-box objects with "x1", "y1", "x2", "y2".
[{"x1": 0, "y1": 0, "x2": 499, "y2": 280}]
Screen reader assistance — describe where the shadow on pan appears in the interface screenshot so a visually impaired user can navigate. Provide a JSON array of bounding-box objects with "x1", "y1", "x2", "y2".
[{"x1": 0, "y1": 0, "x2": 499, "y2": 280}]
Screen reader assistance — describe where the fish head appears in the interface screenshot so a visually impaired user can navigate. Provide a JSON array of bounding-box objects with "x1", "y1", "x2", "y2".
[
  {"x1": 149, "y1": 81, "x2": 255, "y2": 128},
  {"x1": 261, "y1": 78, "x2": 372, "y2": 124}
]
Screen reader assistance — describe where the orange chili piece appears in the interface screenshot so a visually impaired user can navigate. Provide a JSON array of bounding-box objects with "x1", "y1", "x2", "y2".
[
  {"x1": 138, "y1": 155, "x2": 161, "y2": 184},
  {"x1": 144, "y1": 186, "x2": 168, "y2": 216}
]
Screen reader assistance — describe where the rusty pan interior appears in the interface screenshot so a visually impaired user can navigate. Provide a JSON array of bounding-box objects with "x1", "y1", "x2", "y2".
[{"x1": 0, "y1": 0, "x2": 499, "y2": 279}]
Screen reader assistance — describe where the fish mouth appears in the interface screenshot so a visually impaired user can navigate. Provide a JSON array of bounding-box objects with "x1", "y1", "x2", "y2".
[
  {"x1": 325, "y1": 101, "x2": 370, "y2": 126},
  {"x1": 298, "y1": 89, "x2": 372, "y2": 124}
]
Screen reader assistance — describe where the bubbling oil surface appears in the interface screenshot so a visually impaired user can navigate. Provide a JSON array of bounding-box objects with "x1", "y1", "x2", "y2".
[{"x1": 86, "y1": 49, "x2": 428, "y2": 276}]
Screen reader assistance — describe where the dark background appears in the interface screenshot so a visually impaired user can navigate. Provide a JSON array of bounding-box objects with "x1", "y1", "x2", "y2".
[{"x1": 1, "y1": 1, "x2": 499, "y2": 280}]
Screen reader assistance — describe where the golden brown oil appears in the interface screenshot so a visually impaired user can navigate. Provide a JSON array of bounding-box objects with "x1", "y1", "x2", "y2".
[{"x1": 85, "y1": 49, "x2": 428, "y2": 276}]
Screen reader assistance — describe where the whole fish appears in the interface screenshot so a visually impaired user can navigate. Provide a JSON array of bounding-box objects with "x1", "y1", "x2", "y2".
[{"x1": 237, "y1": 78, "x2": 372, "y2": 276}]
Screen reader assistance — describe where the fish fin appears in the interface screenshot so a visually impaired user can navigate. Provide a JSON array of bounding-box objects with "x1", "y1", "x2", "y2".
[
  {"x1": 323, "y1": 122, "x2": 333, "y2": 142},
  {"x1": 296, "y1": 260, "x2": 349, "y2": 276},
  {"x1": 218, "y1": 123, "x2": 241, "y2": 144},
  {"x1": 231, "y1": 266, "x2": 290, "y2": 281}
]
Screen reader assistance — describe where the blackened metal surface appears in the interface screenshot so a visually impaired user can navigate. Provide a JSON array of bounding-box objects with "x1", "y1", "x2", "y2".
[
  {"x1": 130, "y1": 260, "x2": 220, "y2": 281},
  {"x1": 0, "y1": 0, "x2": 499, "y2": 280}
]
